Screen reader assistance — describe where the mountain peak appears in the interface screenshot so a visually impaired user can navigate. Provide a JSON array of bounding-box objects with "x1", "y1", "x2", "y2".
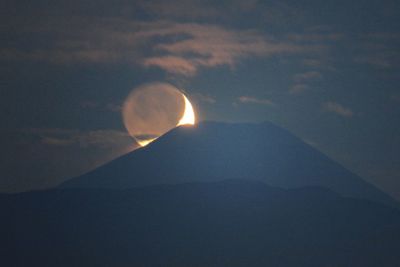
[{"x1": 61, "y1": 121, "x2": 397, "y2": 207}]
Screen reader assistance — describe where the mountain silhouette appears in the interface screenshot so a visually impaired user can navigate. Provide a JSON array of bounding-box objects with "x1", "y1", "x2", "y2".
[
  {"x1": 61, "y1": 121, "x2": 397, "y2": 207},
  {"x1": 4, "y1": 180, "x2": 400, "y2": 267}
]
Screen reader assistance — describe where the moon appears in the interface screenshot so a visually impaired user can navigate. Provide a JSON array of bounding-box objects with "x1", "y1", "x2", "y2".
[
  {"x1": 177, "y1": 94, "x2": 196, "y2": 126},
  {"x1": 137, "y1": 93, "x2": 196, "y2": 146},
  {"x1": 122, "y1": 83, "x2": 196, "y2": 147}
]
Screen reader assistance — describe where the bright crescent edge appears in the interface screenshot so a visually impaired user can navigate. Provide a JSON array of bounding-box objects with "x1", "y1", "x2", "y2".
[{"x1": 137, "y1": 93, "x2": 195, "y2": 147}]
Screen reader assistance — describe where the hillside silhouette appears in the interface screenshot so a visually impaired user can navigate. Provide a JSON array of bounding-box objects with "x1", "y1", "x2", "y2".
[
  {"x1": 4, "y1": 180, "x2": 400, "y2": 267},
  {"x1": 62, "y1": 121, "x2": 397, "y2": 207}
]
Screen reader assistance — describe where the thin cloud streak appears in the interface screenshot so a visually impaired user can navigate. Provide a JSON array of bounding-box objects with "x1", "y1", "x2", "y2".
[
  {"x1": 25, "y1": 128, "x2": 135, "y2": 148},
  {"x1": 289, "y1": 84, "x2": 310, "y2": 94},
  {"x1": 192, "y1": 93, "x2": 216, "y2": 104},
  {"x1": 237, "y1": 96, "x2": 275, "y2": 106},
  {"x1": 322, "y1": 102, "x2": 354, "y2": 118},
  {"x1": 143, "y1": 56, "x2": 197, "y2": 76},
  {"x1": 294, "y1": 71, "x2": 322, "y2": 82},
  {"x1": 353, "y1": 32, "x2": 400, "y2": 69},
  {"x1": 290, "y1": 71, "x2": 322, "y2": 94}
]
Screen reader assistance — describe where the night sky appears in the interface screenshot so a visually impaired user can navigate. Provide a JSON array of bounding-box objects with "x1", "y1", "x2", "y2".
[{"x1": 1, "y1": 0, "x2": 399, "y2": 199}]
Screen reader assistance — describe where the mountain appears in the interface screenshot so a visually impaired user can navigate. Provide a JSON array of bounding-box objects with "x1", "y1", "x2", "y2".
[
  {"x1": 7, "y1": 122, "x2": 399, "y2": 266},
  {"x1": 4, "y1": 180, "x2": 400, "y2": 267},
  {"x1": 61, "y1": 121, "x2": 397, "y2": 207}
]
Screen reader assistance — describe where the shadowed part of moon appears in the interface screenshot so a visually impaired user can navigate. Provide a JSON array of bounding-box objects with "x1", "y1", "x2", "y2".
[{"x1": 122, "y1": 83, "x2": 185, "y2": 145}]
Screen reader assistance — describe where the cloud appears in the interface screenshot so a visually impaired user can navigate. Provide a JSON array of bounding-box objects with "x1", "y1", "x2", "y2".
[
  {"x1": 148, "y1": 23, "x2": 307, "y2": 75},
  {"x1": 71, "y1": 130, "x2": 132, "y2": 148},
  {"x1": 0, "y1": 1, "x2": 343, "y2": 80},
  {"x1": 41, "y1": 137, "x2": 75, "y2": 146},
  {"x1": 106, "y1": 103, "x2": 122, "y2": 112},
  {"x1": 290, "y1": 71, "x2": 322, "y2": 94},
  {"x1": 293, "y1": 71, "x2": 322, "y2": 82},
  {"x1": 322, "y1": 102, "x2": 354, "y2": 118},
  {"x1": 143, "y1": 56, "x2": 197, "y2": 76},
  {"x1": 301, "y1": 58, "x2": 336, "y2": 71},
  {"x1": 0, "y1": 16, "x2": 311, "y2": 76},
  {"x1": 286, "y1": 33, "x2": 344, "y2": 42},
  {"x1": 289, "y1": 84, "x2": 310, "y2": 94},
  {"x1": 27, "y1": 128, "x2": 134, "y2": 148},
  {"x1": 354, "y1": 32, "x2": 400, "y2": 69},
  {"x1": 355, "y1": 54, "x2": 397, "y2": 69},
  {"x1": 237, "y1": 96, "x2": 274, "y2": 106},
  {"x1": 302, "y1": 59, "x2": 323, "y2": 67},
  {"x1": 192, "y1": 93, "x2": 216, "y2": 104},
  {"x1": 4, "y1": 128, "x2": 138, "y2": 192}
]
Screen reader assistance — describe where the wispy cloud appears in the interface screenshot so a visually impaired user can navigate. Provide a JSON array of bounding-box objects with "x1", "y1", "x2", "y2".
[
  {"x1": 354, "y1": 32, "x2": 400, "y2": 69},
  {"x1": 26, "y1": 128, "x2": 134, "y2": 148},
  {"x1": 355, "y1": 54, "x2": 398, "y2": 69},
  {"x1": 237, "y1": 96, "x2": 274, "y2": 106},
  {"x1": 293, "y1": 71, "x2": 322, "y2": 82},
  {"x1": 143, "y1": 56, "x2": 197, "y2": 76},
  {"x1": 290, "y1": 71, "x2": 322, "y2": 94},
  {"x1": 0, "y1": 17, "x2": 312, "y2": 76},
  {"x1": 6, "y1": 128, "x2": 137, "y2": 191},
  {"x1": 302, "y1": 59, "x2": 323, "y2": 67},
  {"x1": 106, "y1": 103, "x2": 122, "y2": 112},
  {"x1": 289, "y1": 84, "x2": 310, "y2": 94},
  {"x1": 301, "y1": 58, "x2": 336, "y2": 71},
  {"x1": 192, "y1": 93, "x2": 216, "y2": 104},
  {"x1": 322, "y1": 102, "x2": 354, "y2": 118},
  {"x1": 141, "y1": 23, "x2": 308, "y2": 76},
  {"x1": 286, "y1": 33, "x2": 344, "y2": 42}
]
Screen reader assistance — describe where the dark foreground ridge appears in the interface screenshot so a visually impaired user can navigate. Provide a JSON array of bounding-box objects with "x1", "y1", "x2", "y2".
[
  {"x1": 4, "y1": 180, "x2": 400, "y2": 267},
  {"x1": 61, "y1": 121, "x2": 397, "y2": 207}
]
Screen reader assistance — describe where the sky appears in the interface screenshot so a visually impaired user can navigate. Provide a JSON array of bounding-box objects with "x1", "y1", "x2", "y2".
[{"x1": 1, "y1": 0, "x2": 399, "y2": 199}]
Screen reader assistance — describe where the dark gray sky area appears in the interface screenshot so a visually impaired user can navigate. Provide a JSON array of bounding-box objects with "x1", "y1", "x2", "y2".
[{"x1": 1, "y1": 0, "x2": 399, "y2": 199}]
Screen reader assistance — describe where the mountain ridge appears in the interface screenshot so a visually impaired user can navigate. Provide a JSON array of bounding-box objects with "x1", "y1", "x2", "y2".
[
  {"x1": 4, "y1": 179, "x2": 400, "y2": 267},
  {"x1": 61, "y1": 121, "x2": 397, "y2": 207}
]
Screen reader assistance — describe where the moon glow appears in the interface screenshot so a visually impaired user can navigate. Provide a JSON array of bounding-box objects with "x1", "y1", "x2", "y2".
[
  {"x1": 177, "y1": 94, "x2": 196, "y2": 126},
  {"x1": 122, "y1": 83, "x2": 196, "y2": 147}
]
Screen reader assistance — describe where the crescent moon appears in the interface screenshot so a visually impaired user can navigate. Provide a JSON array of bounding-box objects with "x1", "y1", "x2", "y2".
[
  {"x1": 177, "y1": 94, "x2": 196, "y2": 126},
  {"x1": 137, "y1": 93, "x2": 195, "y2": 147}
]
